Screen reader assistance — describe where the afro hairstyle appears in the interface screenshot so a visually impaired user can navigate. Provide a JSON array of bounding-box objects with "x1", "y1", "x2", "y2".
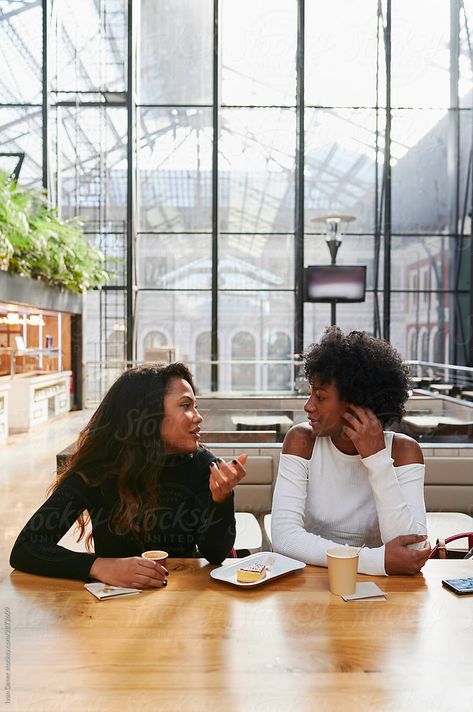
[{"x1": 303, "y1": 326, "x2": 410, "y2": 427}]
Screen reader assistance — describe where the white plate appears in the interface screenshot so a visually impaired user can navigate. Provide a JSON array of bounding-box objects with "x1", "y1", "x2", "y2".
[{"x1": 210, "y1": 552, "x2": 306, "y2": 587}]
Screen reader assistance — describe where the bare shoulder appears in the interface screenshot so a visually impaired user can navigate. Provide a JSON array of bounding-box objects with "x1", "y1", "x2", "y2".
[
  {"x1": 391, "y1": 432, "x2": 424, "y2": 467},
  {"x1": 282, "y1": 423, "x2": 315, "y2": 459}
]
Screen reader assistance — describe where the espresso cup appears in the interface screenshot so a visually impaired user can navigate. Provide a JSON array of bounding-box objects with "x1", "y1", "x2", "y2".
[
  {"x1": 326, "y1": 545, "x2": 359, "y2": 596},
  {"x1": 141, "y1": 550, "x2": 169, "y2": 567},
  {"x1": 407, "y1": 523, "x2": 428, "y2": 550}
]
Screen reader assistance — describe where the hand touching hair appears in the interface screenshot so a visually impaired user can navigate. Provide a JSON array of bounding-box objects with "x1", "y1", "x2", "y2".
[{"x1": 304, "y1": 327, "x2": 410, "y2": 427}]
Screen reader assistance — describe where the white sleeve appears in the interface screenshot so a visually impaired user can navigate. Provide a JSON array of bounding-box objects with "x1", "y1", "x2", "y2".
[
  {"x1": 362, "y1": 448, "x2": 427, "y2": 548},
  {"x1": 271, "y1": 454, "x2": 387, "y2": 576}
]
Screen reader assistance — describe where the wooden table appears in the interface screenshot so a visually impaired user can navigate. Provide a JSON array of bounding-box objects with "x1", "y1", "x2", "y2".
[
  {"x1": 2, "y1": 559, "x2": 473, "y2": 711},
  {"x1": 402, "y1": 415, "x2": 468, "y2": 433},
  {"x1": 432, "y1": 383, "x2": 453, "y2": 391}
]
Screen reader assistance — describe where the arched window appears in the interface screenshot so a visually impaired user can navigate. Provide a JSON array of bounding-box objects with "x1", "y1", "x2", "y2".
[
  {"x1": 195, "y1": 331, "x2": 211, "y2": 392},
  {"x1": 267, "y1": 331, "x2": 292, "y2": 390},
  {"x1": 432, "y1": 328, "x2": 444, "y2": 363},
  {"x1": 143, "y1": 330, "x2": 167, "y2": 361},
  {"x1": 231, "y1": 331, "x2": 256, "y2": 390},
  {"x1": 421, "y1": 330, "x2": 429, "y2": 361},
  {"x1": 106, "y1": 328, "x2": 126, "y2": 360}
]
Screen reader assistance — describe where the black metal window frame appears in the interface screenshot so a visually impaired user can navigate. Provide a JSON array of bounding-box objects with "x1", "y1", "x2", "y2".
[
  {"x1": 5, "y1": 0, "x2": 470, "y2": 384},
  {"x1": 129, "y1": 0, "x2": 472, "y2": 384}
]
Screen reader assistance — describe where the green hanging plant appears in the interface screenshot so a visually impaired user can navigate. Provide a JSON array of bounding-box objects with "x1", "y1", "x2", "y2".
[{"x1": 0, "y1": 170, "x2": 114, "y2": 293}]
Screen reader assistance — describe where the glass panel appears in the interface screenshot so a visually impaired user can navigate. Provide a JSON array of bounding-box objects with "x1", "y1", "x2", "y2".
[
  {"x1": 222, "y1": 0, "x2": 296, "y2": 106},
  {"x1": 84, "y1": 289, "x2": 126, "y2": 362},
  {"x1": 305, "y1": 109, "x2": 379, "y2": 234},
  {"x1": 0, "y1": 107, "x2": 42, "y2": 186},
  {"x1": 0, "y1": 0, "x2": 42, "y2": 103},
  {"x1": 53, "y1": 0, "x2": 127, "y2": 93},
  {"x1": 304, "y1": 235, "x2": 381, "y2": 290},
  {"x1": 391, "y1": 236, "x2": 452, "y2": 291},
  {"x1": 135, "y1": 289, "x2": 211, "y2": 373},
  {"x1": 231, "y1": 331, "x2": 256, "y2": 390},
  {"x1": 218, "y1": 235, "x2": 294, "y2": 289},
  {"x1": 304, "y1": 293, "x2": 381, "y2": 348},
  {"x1": 455, "y1": 292, "x2": 472, "y2": 365},
  {"x1": 83, "y1": 290, "x2": 127, "y2": 405},
  {"x1": 86, "y1": 231, "x2": 126, "y2": 288},
  {"x1": 303, "y1": 302, "x2": 331, "y2": 348},
  {"x1": 305, "y1": 0, "x2": 378, "y2": 107},
  {"x1": 138, "y1": 108, "x2": 212, "y2": 232},
  {"x1": 140, "y1": 0, "x2": 212, "y2": 104},
  {"x1": 136, "y1": 234, "x2": 212, "y2": 289},
  {"x1": 377, "y1": 0, "x2": 387, "y2": 109},
  {"x1": 460, "y1": 2, "x2": 473, "y2": 107},
  {"x1": 84, "y1": 291, "x2": 101, "y2": 363},
  {"x1": 391, "y1": 0, "x2": 450, "y2": 109},
  {"x1": 103, "y1": 290, "x2": 127, "y2": 361},
  {"x1": 460, "y1": 110, "x2": 473, "y2": 216},
  {"x1": 267, "y1": 330, "x2": 292, "y2": 390},
  {"x1": 333, "y1": 294, "x2": 380, "y2": 335},
  {"x1": 218, "y1": 291, "x2": 294, "y2": 392},
  {"x1": 144, "y1": 330, "x2": 166, "y2": 349},
  {"x1": 220, "y1": 108, "x2": 295, "y2": 233},
  {"x1": 53, "y1": 106, "x2": 127, "y2": 223},
  {"x1": 389, "y1": 291, "x2": 450, "y2": 362},
  {"x1": 391, "y1": 110, "x2": 449, "y2": 234},
  {"x1": 195, "y1": 331, "x2": 212, "y2": 392}
]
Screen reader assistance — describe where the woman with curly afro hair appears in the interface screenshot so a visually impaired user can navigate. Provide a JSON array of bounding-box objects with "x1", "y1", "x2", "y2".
[{"x1": 271, "y1": 327, "x2": 430, "y2": 576}]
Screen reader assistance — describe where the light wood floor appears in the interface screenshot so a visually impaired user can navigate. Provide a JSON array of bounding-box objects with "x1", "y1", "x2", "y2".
[{"x1": 0, "y1": 409, "x2": 92, "y2": 581}]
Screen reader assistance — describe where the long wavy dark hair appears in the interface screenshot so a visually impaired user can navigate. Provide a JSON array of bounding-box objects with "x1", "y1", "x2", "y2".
[{"x1": 51, "y1": 362, "x2": 196, "y2": 550}]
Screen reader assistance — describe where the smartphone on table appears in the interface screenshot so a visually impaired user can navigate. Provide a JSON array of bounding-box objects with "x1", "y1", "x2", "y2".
[{"x1": 442, "y1": 577, "x2": 473, "y2": 595}]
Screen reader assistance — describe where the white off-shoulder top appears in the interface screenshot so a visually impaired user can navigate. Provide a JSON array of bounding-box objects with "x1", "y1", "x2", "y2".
[{"x1": 271, "y1": 432, "x2": 427, "y2": 575}]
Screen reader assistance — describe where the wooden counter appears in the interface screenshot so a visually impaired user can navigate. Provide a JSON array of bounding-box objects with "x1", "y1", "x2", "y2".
[
  {"x1": 0, "y1": 377, "x2": 10, "y2": 440},
  {"x1": 8, "y1": 370, "x2": 71, "y2": 432}
]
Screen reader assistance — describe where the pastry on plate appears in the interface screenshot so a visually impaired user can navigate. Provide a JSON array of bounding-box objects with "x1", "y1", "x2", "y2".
[{"x1": 236, "y1": 562, "x2": 267, "y2": 583}]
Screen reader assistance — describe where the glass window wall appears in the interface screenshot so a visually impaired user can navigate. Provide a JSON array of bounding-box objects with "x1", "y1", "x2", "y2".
[{"x1": 1, "y1": 0, "x2": 472, "y2": 398}]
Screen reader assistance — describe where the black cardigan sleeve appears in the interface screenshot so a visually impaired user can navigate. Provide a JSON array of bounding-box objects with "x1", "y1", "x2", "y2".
[
  {"x1": 194, "y1": 452, "x2": 236, "y2": 564},
  {"x1": 9, "y1": 474, "x2": 97, "y2": 581}
]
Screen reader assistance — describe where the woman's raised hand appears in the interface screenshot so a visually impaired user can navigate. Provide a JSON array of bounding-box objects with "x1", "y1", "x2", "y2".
[
  {"x1": 342, "y1": 404, "x2": 385, "y2": 458},
  {"x1": 209, "y1": 453, "x2": 247, "y2": 504},
  {"x1": 89, "y1": 556, "x2": 168, "y2": 589}
]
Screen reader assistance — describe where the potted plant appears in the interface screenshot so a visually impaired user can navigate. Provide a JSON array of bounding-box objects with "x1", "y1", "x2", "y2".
[{"x1": 0, "y1": 171, "x2": 113, "y2": 293}]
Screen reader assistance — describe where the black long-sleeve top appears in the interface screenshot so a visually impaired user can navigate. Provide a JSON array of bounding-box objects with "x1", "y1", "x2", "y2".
[{"x1": 10, "y1": 448, "x2": 235, "y2": 581}]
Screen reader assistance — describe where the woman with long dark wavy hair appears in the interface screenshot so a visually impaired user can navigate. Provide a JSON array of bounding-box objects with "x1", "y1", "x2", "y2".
[{"x1": 10, "y1": 363, "x2": 246, "y2": 588}]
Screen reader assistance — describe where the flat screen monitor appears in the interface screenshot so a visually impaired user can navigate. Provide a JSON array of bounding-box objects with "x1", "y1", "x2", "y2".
[{"x1": 304, "y1": 265, "x2": 367, "y2": 303}]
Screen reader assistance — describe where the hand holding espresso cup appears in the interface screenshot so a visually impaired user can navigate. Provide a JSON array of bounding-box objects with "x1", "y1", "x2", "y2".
[
  {"x1": 209, "y1": 453, "x2": 248, "y2": 504},
  {"x1": 384, "y1": 534, "x2": 431, "y2": 575},
  {"x1": 89, "y1": 555, "x2": 169, "y2": 589}
]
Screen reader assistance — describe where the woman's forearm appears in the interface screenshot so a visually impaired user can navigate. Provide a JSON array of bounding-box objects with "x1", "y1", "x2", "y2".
[
  {"x1": 10, "y1": 536, "x2": 96, "y2": 581},
  {"x1": 9, "y1": 474, "x2": 97, "y2": 581},
  {"x1": 362, "y1": 448, "x2": 426, "y2": 544}
]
